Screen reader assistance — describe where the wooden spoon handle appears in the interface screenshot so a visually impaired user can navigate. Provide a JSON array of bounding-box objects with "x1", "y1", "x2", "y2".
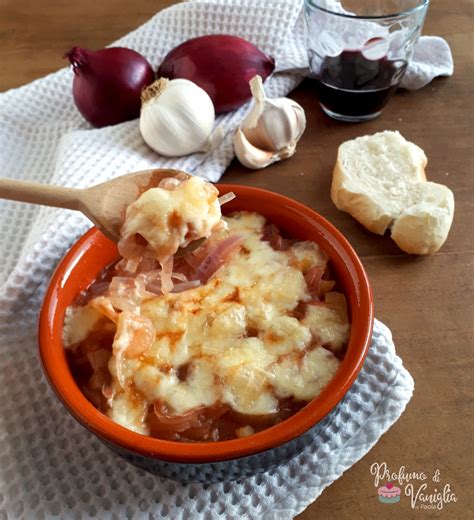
[{"x1": 0, "y1": 178, "x2": 82, "y2": 211}]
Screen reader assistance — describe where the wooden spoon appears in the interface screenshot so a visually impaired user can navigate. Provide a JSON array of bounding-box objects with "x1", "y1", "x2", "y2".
[{"x1": 0, "y1": 168, "x2": 190, "y2": 243}]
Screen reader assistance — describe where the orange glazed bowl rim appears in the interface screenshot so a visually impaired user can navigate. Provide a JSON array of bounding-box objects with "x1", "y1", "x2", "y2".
[{"x1": 39, "y1": 184, "x2": 374, "y2": 463}]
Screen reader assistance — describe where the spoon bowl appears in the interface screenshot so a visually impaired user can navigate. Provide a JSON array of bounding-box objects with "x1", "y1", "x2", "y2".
[
  {"x1": 80, "y1": 169, "x2": 190, "y2": 241},
  {"x1": 0, "y1": 168, "x2": 190, "y2": 242}
]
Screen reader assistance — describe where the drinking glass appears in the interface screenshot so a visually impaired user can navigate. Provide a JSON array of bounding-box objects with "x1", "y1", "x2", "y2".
[{"x1": 304, "y1": 0, "x2": 429, "y2": 122}]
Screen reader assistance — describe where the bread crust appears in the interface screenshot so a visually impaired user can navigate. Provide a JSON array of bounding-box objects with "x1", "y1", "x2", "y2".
[
  {"x1": 412, "y1": 144, "x2": 428, "y2": 182},
  {"x1": 391, "y1": 184, "x2": 455, "y2": 255},
  {"x1": 330, "y1": 132, "x2": 454, "y2": 255}
]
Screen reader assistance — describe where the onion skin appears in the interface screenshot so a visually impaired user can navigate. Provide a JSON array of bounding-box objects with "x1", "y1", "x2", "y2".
[
  {"x1": 158, "y1": 35, "x2": 275, "y2": 113},
  {"x1": 65, "y1": 46, "x2": 155, "y2": 127}
]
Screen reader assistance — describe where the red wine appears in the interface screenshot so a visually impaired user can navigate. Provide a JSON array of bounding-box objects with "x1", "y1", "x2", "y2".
[{"x1": 315, "y1": 50, "x2": 407, "y2": 118}]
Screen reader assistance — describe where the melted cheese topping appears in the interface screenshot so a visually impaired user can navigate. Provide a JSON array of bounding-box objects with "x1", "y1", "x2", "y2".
[
  {"x1": 119, "y1": 176, "x2": 222, "y2": 263},
  {"x1": 63, "y1": 306, "x2": 101, "y2": 346},
  {"x1": 66, "y1": 212, "x2": 350, "y2": 434}
]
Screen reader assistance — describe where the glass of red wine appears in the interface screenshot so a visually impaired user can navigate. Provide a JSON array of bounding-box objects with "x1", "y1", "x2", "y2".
[{"x1": 304, "y1": 0, "x2": 429, "y2": 122}]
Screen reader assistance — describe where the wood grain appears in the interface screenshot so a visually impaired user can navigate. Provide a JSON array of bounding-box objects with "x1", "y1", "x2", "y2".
[{"x1": 1, "y1": 0, "x2": 472, "y2": 517}]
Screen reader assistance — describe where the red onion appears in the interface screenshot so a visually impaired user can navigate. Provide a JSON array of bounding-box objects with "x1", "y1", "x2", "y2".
[
  {"x1": 304, "y1": 266, "x2": 324, "y2": 299},
  {"x1": 262, "y1": 223, "x2": 291, "y2": 251},
  {"x1": 65, "y1": 46, "x2": 155, "y2": 127},
  {"x1": 171, "y1": 280, "x2": 202, "y2": 293},
  {"x1": 158, "y1": 35, "x2": 275, "y2": 113},
  {"x1": 195, "y1": 235, "x2": 243, "y2": 282}
]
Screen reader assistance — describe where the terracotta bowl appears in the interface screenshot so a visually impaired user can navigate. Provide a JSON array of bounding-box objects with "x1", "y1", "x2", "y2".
[{"x1": 39, "y1": 184, "x2": 373, "y2": 482}]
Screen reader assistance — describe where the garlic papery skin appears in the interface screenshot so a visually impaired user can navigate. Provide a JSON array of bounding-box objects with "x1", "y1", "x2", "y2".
[
  {"x1": 234, "y1": 128, "x2": 289, "y2": 169},
  {"x1": 140, "y1": 78, "x2": 216, "y2": 157},
  {"x1": 233, "y1": 75, "x2": 306, "y2": 169}
]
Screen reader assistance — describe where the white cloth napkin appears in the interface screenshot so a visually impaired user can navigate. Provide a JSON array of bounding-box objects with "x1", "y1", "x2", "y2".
[
  {"x1": 401, "y1": 35, "x2": 454, "y2": 90},
  {"x1": 0, "y1": 0, "x2": 435, "y2": 517},
  {"x1": 0, "y1": 311, "x2": 413, "y2": 519}
]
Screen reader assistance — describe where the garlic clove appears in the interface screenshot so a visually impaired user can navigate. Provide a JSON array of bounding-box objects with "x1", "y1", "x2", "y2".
[
  {"x1": 243, "y1": 75, "x2": 267, "y2": 129},
  {"x1": 233, "y1": 127, "x2": 295, "y2": 170},
  {"x1": 270, "y1": 98, "x2": 306, "y2": 145},
  {"x1": 244, "y1": 98, "x2": 304, "y2": 151},
  {"x1": 234, "y1": 75, "x2": 306, "y2": 170},
  {"x1": 292, "y1": 100, "x2": 307, "y2": 142}
]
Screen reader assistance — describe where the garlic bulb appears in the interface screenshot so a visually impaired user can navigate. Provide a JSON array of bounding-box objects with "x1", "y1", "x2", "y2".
[
  {"x1": 234, "y1": 75, "x2": 306, "y2": 169},
  {"x1": 140, "y1": 78, "x2": 216, "y2": 157}
]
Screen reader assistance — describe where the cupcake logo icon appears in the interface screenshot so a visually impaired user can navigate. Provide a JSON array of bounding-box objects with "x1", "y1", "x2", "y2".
[{"x1": 378, "y1": 482, "x2": 401, "y2": 504}]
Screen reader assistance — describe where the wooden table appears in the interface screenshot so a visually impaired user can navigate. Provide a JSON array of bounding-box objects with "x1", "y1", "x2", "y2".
[{"x1": 1, "y1": 0, "x2": 472, "y2": 517}]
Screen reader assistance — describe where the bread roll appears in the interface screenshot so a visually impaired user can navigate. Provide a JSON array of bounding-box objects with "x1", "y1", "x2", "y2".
[{"x1": 331, "y1": 131, "x2": 454, "y2": 255}]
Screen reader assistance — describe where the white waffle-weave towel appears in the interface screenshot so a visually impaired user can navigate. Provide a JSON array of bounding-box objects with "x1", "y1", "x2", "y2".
[
  {"x1": 0, "y1": 311, "x2": 413, "y2": 519},
  {"x1": 0, "y1": 0, "x2": 454, "y2": 292},
  {"x1": 0, "y1": 0, "x2": 423, "y2": 518}
]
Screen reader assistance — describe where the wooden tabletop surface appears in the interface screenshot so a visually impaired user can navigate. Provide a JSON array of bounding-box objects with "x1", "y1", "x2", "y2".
[{"x1": 1, "y1": 0, "x2": 472, "y2": 517}]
